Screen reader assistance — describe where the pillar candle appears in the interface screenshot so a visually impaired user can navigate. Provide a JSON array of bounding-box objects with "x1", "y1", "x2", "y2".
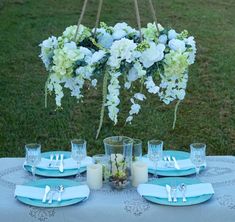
[
  {"x1": 132, "y1": 161, "x2": 148, "y2": 187},
  {"x1": 87, "y1": 164, "x2": 103, "y2": 190}
]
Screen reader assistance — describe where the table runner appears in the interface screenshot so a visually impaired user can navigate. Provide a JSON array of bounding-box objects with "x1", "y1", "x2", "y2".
[{"x1": 0, "y1": 156, "x2": 235, "y2": 222}]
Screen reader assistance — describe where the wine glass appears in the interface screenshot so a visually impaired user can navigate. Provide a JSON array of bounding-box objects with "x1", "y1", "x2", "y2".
[
  {"x1": 190, "y1": 143, "x2": 206, "y2": 176},
  {"x1": 71, "y1": 139, "x2": 87, "y2": 181},
  {"x1": 133, "y1": 139, "x2": 142, "y2": 161},
  {"x1": 148, "y1": 140, "x2": 163, "y2": 179},
  {"x1": 25, "y1": 143, "x2": 41, "y2": 180}
]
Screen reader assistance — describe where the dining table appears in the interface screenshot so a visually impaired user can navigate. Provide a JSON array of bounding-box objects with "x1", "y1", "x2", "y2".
[{"x1": 0, "y1": 155, "x2": 235, "y2": 222}]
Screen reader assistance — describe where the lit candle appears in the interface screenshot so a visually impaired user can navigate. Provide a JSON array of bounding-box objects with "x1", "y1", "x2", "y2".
[
  {"x1": 87, "y1": 164, "x2": 103, "y2": 190},
  {"x1": 132, "y1": 161, "x2": 148, "y2": 187}
]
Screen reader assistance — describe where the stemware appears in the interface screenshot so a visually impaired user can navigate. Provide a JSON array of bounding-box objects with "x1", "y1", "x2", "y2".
[
  {"x1": 71, "y1": 139, "x2": 87, "y2": 181},
  {"x1": 190, "y1": 143, "x2": 206, "y2": 176},
  {"x1": 148, "y1": 140, "x2": 163, "y2": 179},
  {"x1": 25, "y1": 143, "x2": 41, "y2": 180},
  {"x1": 133, "y1": 139, "x2": 142, "y2": 161}
]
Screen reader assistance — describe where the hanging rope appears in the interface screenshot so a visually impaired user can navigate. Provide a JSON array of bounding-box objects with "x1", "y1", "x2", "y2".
[
  {"x1": 134, "y1": 0, "x2": 142, "y2": 41},
  {"x1": 148, "y1": 0, "x2": 160, "y2": 34},
  {"x1": 93, "y1": 0, "x2": 104, "y2": 36},
  {"x1": 74, "y1": 0, "x2": 88, "y2": 41}
]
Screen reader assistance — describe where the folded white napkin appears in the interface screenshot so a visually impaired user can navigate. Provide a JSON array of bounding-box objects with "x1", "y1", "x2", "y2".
[
  {"x1": 15, "y1": 185, "x2": 90, "y2": 201},
  {"x1": 24, "y1": 157, "x2": 93, "y2": 171},
  {"x1": 137, "y1": 183, "x2": 214, "y2": 198},
  {"x1": 141, "y1": 157, "x2": 195, "y2": 171}
]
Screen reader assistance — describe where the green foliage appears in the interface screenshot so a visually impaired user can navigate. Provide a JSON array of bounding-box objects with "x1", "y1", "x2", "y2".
[{"x1": 0, "y1": 0, "x2": 235, "y2": 157}]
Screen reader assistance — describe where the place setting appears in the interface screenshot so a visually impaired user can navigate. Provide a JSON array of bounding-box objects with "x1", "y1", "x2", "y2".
[
  {"x1": 14, "y1": 136, "x2": 214, "y2": 209},
  {"x1": 141, "y1": 140, "x2": 207, "y2": 177},
  {"x1": 23, "y1": 139, "x2": 93, "y2": 178},
  {"x1": 131, "y1": 138, "x2": 214, "y2": 206},
  {"x1": 16, "y1": 139, "x2": 93, "y2": 207},
  {"x1": 14, "y1": 178, "x2": 90, "y2": 208}
]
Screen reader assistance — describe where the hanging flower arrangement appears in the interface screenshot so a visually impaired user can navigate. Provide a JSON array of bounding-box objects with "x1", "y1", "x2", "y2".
[{"x1": 39, "y1": 0, "x2": 196, "y2": 138}]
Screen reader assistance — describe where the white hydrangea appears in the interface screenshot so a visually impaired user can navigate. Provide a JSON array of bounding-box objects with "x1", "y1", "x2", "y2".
[
  {"x1": 168, "y1": 29, "x2": 178, "y2": 40},
  {"x1": 108, "y1": 38, "x2": 137, "y2": 68},
  {"x1": 140, "y1": 42, "x2": 165, "y2": 68},
  {"x1": 168, "y1": 39, "x2": 186, "y2": 52},
  {"x1": 112, "y1": 22, "x2": 136, "y2": 40},
  {"x1": 159, "y1": 34, "x2": 168, "y2": 44},
  {"x1": 97, "y1": 32, "x2": 113, "y2": 49},
  {"x1": 89, "y1": 50, "x2": 106, "y2": 64},
  {"x1": 39, "y1": 36, "x2": 58, "y2": 70}
]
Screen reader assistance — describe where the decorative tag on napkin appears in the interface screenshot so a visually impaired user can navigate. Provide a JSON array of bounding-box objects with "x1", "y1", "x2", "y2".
[
  {"x1": 137, "y1": 183, "x2": 214, "y2": 198},
  {"x1": 142, "y1": 157, "x2": 195, "y2": 171},
  {"x1": 15, "y1": 185, "x2": 90, "y2": 201}
]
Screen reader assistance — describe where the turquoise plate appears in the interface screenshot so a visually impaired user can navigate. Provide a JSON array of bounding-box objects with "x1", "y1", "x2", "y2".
[
  {"x1": 148, "y1": 150, "x2": 205, "y2": 177},
  {"x1": 16, "y1": 178, "x2": 87, "y2": 208},
  {"x1": 143, "y1": 177, "x2": 214, "y2": 206},
  {"x1": 24, "y1": 151, "x2": 86, "y2": 178}
]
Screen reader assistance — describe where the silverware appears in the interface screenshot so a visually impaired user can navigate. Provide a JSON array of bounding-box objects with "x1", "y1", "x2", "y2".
[
  {"x1": 42, "y1": 185, "x2": 50, "y2": 203},
  {"x1": 167, "y1": 156, "x2": 174, "y2": 168},
  {"x1": 57, "y1": 185, "x2": 65, "y2": 202},
  {"x1": 179, "y1": 183, "x2": 187, "y2": 202},
  {"x1": 48, "y1": 154, "x2": 54, "y2": 167},
  {"x1": 48, "y1": 191, "x2": 55, "y2": 204},
  {"x1": 59, "y1": 154, "x2": 64, "y2": 173},
  {"x1": 172, "y1": 156, "x2": 180, "y2": 170},
  {"x1": 163, "y1": 156, "x2": 169, "y2": 167},
  {"x1": 172, "y1": 186, "x2": 177, "y2": 202},
  {"x1": 55, "y1": 153, "x2": 60, "y2": 166},
  {"x1": 166, "y1": 184, "x2": 172, "y2": 202}
]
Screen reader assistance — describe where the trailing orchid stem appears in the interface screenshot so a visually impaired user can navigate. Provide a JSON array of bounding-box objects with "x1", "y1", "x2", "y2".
[
  {"x1": 96, "y1": 70, "x2": 109, "y2": 139},
  {"x1": 172, "y1": 100, "x2": 181, "y2": 130},
  {"x1": 44, "y1": 77, "x2": 50, "y2": 108}
]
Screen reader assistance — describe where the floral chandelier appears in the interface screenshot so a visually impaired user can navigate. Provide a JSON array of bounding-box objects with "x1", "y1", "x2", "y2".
[{"x1": 39, "y1": 0, "x2": 196, "y2": 138}]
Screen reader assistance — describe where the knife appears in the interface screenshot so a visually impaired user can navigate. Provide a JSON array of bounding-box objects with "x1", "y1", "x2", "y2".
[
  {"x1": 59, "y1": 154, "x2": 64, "y2": 173},
  {"x1": 166, "y1": 184, "x2": 172, "y2": 202},
  {"x1": 172, "y1": 156, "x2": 180, "y2": 170},
  {"x1": 42, "y1": 185, "x2": 51, "y2": 203}
]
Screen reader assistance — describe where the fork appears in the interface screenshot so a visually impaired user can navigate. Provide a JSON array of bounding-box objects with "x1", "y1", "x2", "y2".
[{"x1": 171, "y1": 186, "x2": 177, "y2": 202}]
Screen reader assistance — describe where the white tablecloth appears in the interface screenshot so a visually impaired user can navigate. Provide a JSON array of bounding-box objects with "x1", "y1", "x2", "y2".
[{"x1": 1, "y1": 156, "x2": 235, "y2": 222}]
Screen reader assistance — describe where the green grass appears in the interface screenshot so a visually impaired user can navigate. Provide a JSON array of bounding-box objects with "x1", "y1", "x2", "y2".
[{"x1": 0, "y1": 0, "x2": 234, "y2": 157}]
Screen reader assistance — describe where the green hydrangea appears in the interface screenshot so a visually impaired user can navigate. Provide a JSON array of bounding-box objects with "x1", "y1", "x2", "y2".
[
  {"x1": 178, "y1": 30, "x2": 189, "y2": 40},
  {"x1": 100, "y1": 22, "x2": 113, "y2": 34},
  {"x1": 164, "y1": 51, "x2": 189, "y2": 78},
  {"x1": 62, "y1": 25, "x2": 91, "y2": 43},
  {"x1": 136, "y1": 40, "x2": 150, "y2": 52}
]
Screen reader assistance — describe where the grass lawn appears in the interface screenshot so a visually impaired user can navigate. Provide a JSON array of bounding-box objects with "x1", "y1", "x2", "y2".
[{"x1": 0, "y1": 0, "x2": 234, "y2": 157}]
